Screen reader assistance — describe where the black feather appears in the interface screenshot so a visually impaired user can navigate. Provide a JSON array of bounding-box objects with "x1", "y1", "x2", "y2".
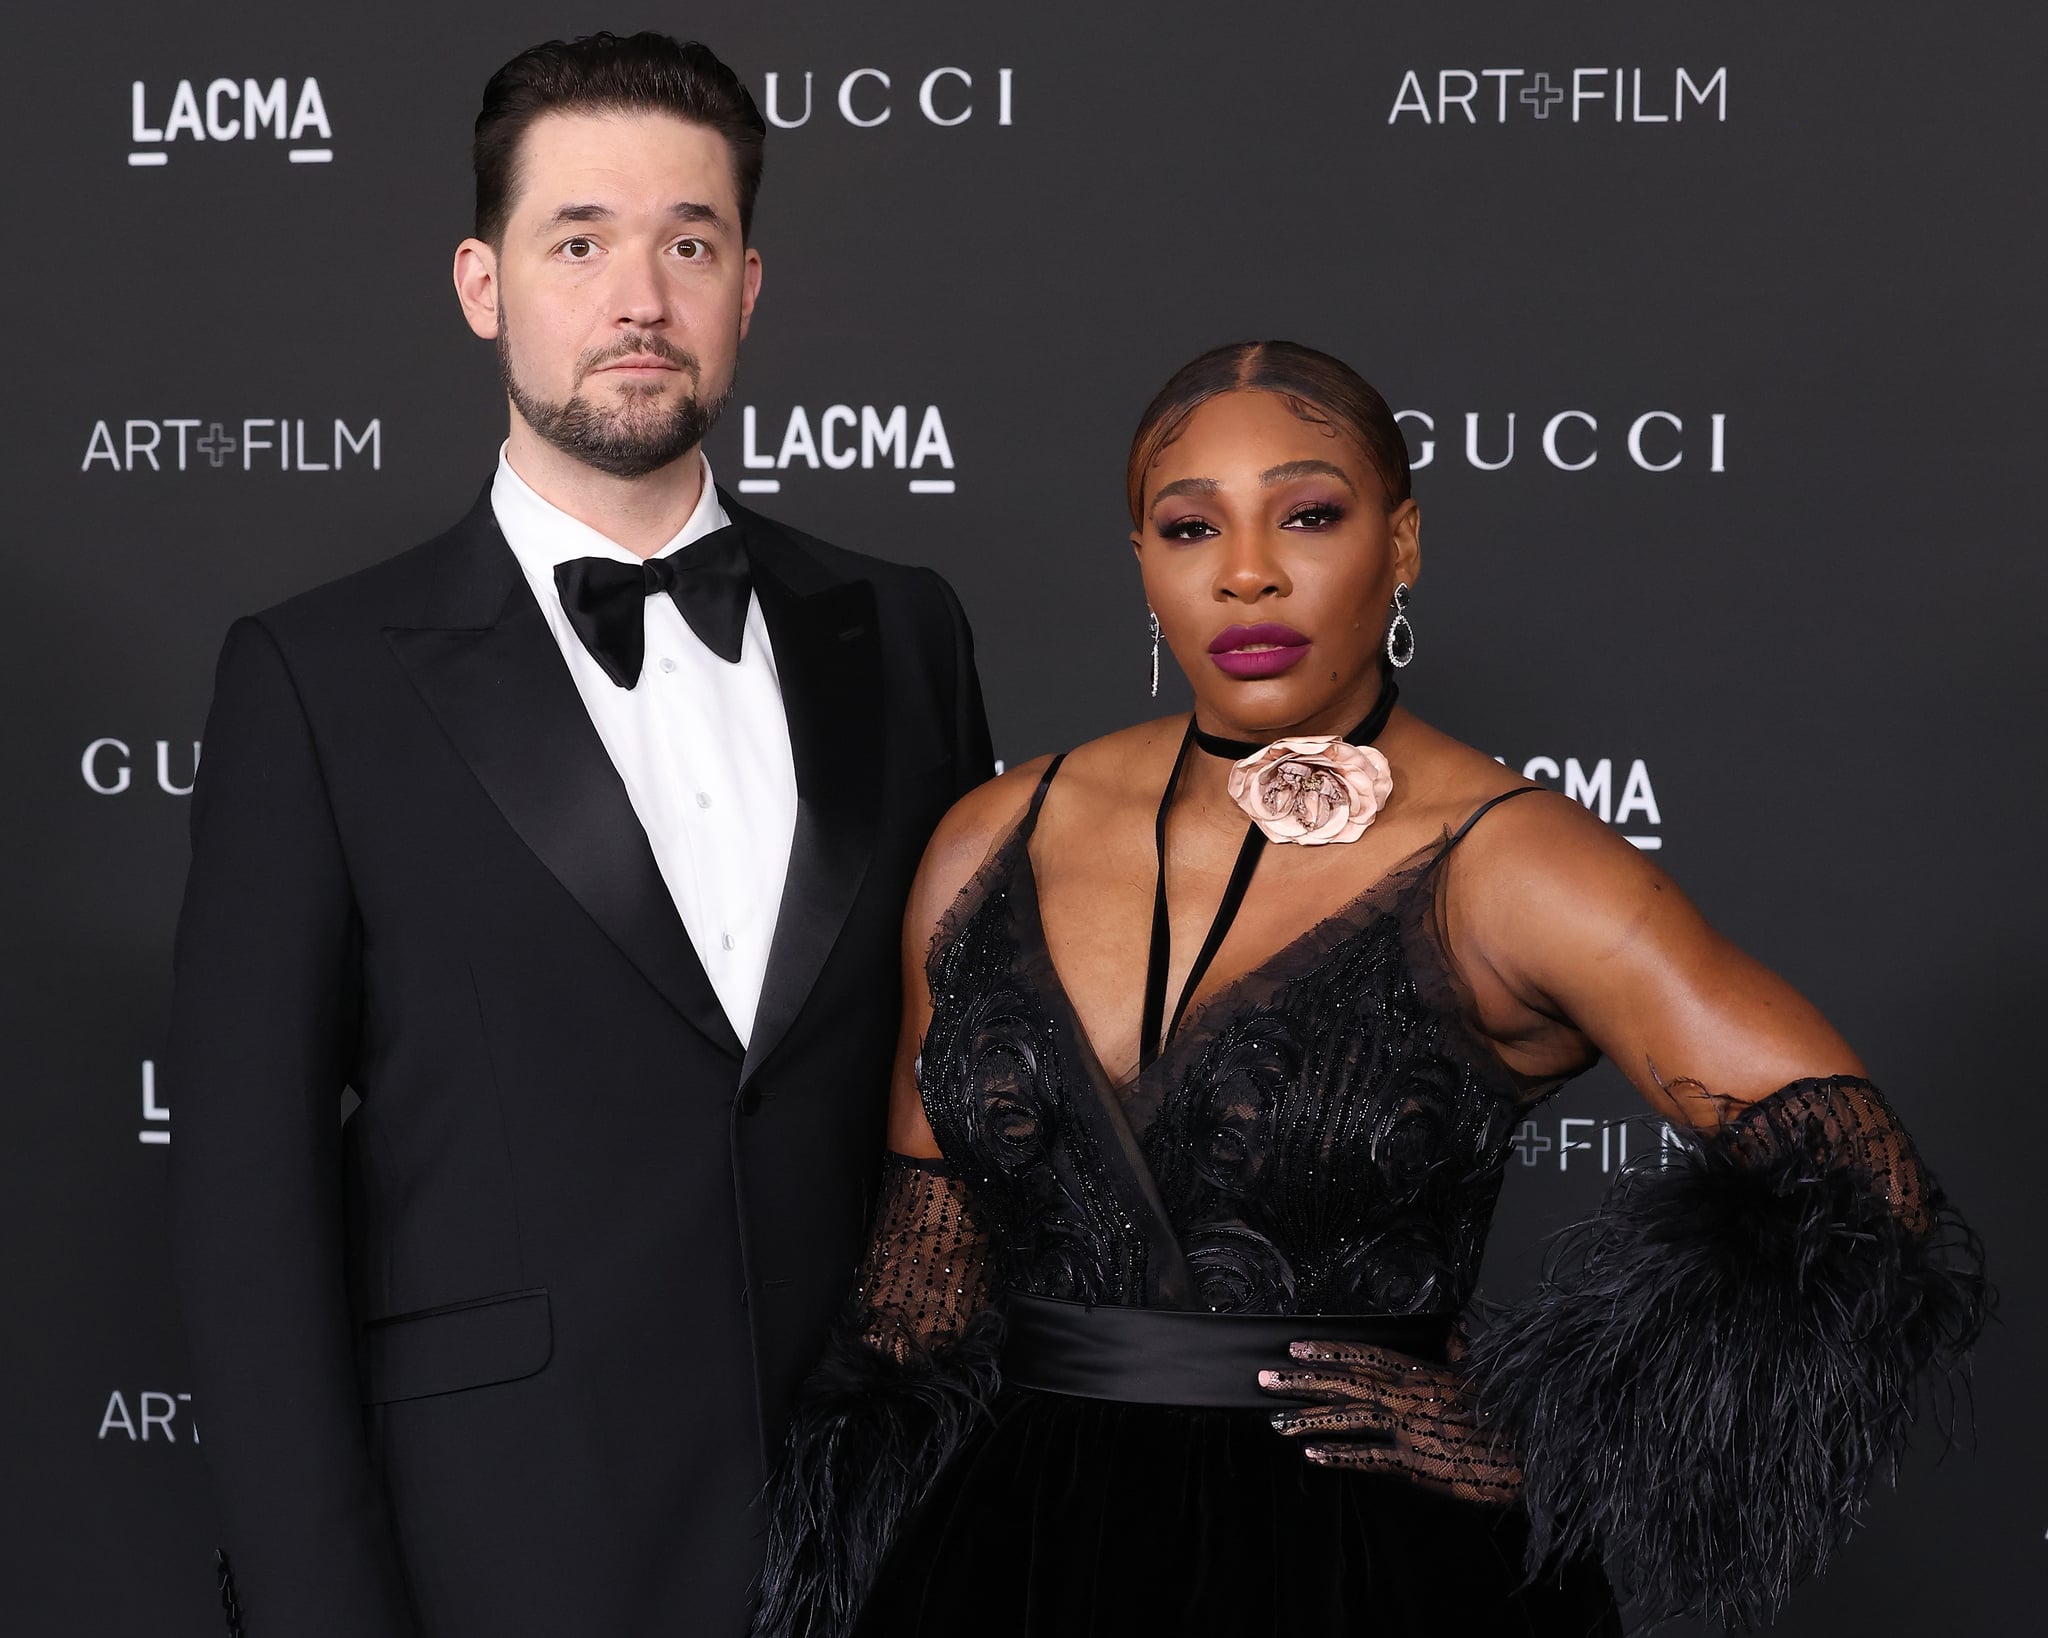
[
  {"x1": 754, "y1": 1306, "x2": 1004, "y2": 1638},
  {"x1": 1470, "y1": 1119, "x2": 1989, "y2": 1630}
]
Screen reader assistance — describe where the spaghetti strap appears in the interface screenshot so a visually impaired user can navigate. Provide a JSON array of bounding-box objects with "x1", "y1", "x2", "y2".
[
  {"x1": 1442, "y1": 785, "x2": 1545, "y2": 854},
  {"x1": 1019, "y1": 753, "x2": 1068, "y2": 840}
]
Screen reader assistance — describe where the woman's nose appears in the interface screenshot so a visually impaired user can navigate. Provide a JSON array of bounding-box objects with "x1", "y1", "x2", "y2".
[{"x1": 1215, "y1": 531, "x2": 1290, "y2": 603}]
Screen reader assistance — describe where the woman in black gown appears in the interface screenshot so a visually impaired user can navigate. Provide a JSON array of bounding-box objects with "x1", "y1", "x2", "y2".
[{"x1": 755, "y1": 342, "x2": 1988, "y2": 1637}]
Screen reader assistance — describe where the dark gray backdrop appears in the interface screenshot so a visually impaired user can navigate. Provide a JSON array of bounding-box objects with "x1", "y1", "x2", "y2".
[{"x1": 4, "y1": 2, "x2": 2041, "y2": 1631}]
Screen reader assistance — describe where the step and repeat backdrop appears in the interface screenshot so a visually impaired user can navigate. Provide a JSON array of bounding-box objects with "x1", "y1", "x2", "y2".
[{"x1": 4, "y1": 1, "x2": 2041, "y2": 1631}]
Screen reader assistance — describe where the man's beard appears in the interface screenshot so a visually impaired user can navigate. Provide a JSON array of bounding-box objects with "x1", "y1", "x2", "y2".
[{"x1": 497, "y1": 320, "x2": 734, "y2": 480}]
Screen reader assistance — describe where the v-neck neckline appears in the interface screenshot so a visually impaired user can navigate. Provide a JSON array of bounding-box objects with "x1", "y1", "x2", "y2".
[{"x1": 1011, "y1": 823, "x2": 1445, "y2": 1094}]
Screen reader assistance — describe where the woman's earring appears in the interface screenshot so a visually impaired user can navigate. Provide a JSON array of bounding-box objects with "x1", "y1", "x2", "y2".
[
  {"x1": 1385, "y1": 583, "x2": 1416, "y2": 669},
  {"x1": 1148, "y1": 609, "x2": 1162, "y2": 698}
]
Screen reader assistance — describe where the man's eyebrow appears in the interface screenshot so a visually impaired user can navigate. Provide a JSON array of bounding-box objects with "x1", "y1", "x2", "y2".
[
  {"x1": 538, "y1": 200, "x2": 730, "y2": 231},
  {"x1": 541, "y1": 203, "x2": 615, "y2": 230},
  {"x1": 667, "y1": 200, "x2": 728, "y2": 229},
  {"x1": 1260, "y1": 459, "x2": 1355, "y2": 491},
  {"x1": 1151, "y1": 476, "x2": 1220, "y2": 506}
]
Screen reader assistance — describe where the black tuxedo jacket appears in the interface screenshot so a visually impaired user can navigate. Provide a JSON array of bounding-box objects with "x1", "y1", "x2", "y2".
[{"x1": 166, "y1": 486, "x2": 992, "y2": 1636}]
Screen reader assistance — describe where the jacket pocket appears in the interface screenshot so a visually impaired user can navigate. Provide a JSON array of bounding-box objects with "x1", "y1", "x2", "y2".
[{"x1": 357, "y1": 1287, "x2": 552, "y2": 1404}]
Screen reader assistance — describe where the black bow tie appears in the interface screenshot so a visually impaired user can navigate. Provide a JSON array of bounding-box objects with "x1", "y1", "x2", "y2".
[{"x1": 553, "y1": 522, "x2": 751, "y2": 685}]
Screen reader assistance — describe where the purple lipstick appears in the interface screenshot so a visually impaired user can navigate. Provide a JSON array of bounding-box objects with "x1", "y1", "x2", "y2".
[{"x1": 1207, "y1": 622, "x2": 1310, "y2": 680}]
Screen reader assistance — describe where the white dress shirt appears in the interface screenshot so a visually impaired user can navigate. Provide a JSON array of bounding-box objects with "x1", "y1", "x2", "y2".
[{"x1": 492, "y1": 446, "x2": 797, "y2": 1047}]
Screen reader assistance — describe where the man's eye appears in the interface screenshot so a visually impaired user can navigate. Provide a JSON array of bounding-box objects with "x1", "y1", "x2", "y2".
[
  {"x1": 672, "y1": 238, "x2": 707, "y2": 259},
  {"x1": 560, "y1": 238, "x2": 597, "y2": 260}
]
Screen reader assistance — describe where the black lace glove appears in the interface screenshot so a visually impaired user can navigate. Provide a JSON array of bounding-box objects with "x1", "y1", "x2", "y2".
[
  {"x1": 756, "y1": 1156, "x2": 1002, "y2": 1638},
  {"x1": 1259, "y1": 1331, "x2": 1520, "y2": 1505}
]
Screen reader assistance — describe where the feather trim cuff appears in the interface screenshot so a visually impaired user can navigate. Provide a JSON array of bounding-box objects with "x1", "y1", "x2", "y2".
[
  {"x1": 754, "y1": 1307, "x2": 1003, "y2": 1638},
  {"x1": 1470, "y1": 1076, "x2": 1990, "y2": 1629}
]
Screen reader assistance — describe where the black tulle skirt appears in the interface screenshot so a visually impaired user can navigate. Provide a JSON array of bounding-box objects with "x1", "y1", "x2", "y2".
[{"x1": 855, "y1": 1386, "x2": 1621, "y2": 1638}]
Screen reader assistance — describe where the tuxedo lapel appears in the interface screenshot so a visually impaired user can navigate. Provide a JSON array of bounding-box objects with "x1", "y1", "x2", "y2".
[
  {"x1": 738, "y1": 503, "x2": 884, "y2": 1086},
  {"x1": 384, "y1": 490, "x2": 743, "y2": 1061}
]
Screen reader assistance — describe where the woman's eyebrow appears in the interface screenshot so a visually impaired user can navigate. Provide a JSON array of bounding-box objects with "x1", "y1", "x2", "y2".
[
  {"x1": 1260, "y1": 459, "x2": 1355, "y2": 491},
  {"x1": 1152, "y1": 476, "x2": 1221, "y2": 505}
]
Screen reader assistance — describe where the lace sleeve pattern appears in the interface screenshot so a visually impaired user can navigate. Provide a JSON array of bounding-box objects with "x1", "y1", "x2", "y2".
[
  {"x1": 756, "y1": 1155, "x2": 1003, "y2": 1638},
  {"x1": 854, "y1": 1154, "x2": 998, "y2": 1360},
  {"x1": 1469, "y1": 1075, "x2": 1990, "y2": 1629}
]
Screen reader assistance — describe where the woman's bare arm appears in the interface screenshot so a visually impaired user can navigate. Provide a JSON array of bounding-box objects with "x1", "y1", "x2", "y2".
[{"x1": 1446, "y1": 791, "x2": 1864, "y2": 1121}]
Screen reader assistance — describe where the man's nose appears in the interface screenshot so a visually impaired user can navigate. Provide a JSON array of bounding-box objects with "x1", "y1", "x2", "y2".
[{"x1": 609, "y1": 247, "x2": 669, "y2": 328}]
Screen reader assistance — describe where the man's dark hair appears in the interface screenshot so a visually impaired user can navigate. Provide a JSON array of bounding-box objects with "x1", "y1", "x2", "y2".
[{"x1": 474, "y1": 32, "x2": 766, "y2": 246}]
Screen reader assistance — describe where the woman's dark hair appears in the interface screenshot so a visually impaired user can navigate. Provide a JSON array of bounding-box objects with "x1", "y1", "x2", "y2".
[
  {"x1": 474, "y1": 32, "x2": 767, "y2": 246},
  {"x1": 1126, "y1": 341, "x2": 1411, "y2": 526}
]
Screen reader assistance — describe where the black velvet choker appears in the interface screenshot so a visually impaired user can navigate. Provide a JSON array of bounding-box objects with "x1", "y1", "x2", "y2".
[{"x1": 1190, "y1": 671, "x2": 1399, "y2": 761}]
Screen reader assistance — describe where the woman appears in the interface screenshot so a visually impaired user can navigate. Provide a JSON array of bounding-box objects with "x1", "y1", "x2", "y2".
[{"x1": 755, "y1": 342, "x2": 1987, "y2": 1636}]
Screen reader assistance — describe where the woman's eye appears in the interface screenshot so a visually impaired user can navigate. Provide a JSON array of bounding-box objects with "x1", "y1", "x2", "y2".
[
  {"x1": 1283, "y1": 503, "x2": 1347, "y2": 530},
  {"x1": 1159, "y1": 517, "x2": 1218, "y2": 542}
]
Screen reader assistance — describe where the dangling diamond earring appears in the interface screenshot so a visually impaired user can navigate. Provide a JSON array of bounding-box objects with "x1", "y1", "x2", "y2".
[
  {"x1": 1385, "y1": 583, "x2": 1416, "y2": 669},
  {"x1": 1148, "y1": 609, "x2": 1162, "y2": 697}
]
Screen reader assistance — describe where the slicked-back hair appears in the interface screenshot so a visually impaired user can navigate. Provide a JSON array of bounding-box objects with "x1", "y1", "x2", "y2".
[
  {"x1": 1126, "y1": 341, "x2": 1412, "y2": 526},
  {"x1": 474, "y1": 32, "x2": 766, "y2": 246}
]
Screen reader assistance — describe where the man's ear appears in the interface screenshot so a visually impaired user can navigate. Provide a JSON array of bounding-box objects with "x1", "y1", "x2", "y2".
[
  {"x1": 453, "y1": 238, "x2": 500, "y2": 340},
  {"x1": 737, "y1": 246, "x2": 763, "y2": 341}
]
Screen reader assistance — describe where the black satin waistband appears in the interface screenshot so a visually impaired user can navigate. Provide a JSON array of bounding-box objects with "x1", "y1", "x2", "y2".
[{"x1": 1000, "y1": 1293, "x2": 1452, "y2": 1408}]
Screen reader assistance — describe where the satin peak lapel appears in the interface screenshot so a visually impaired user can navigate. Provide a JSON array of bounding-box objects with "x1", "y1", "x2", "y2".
[
  {"x1": 385, "y1": 500, "x2": 743, "y2": 1060},
  {"x1": 742, "y1": 519, "x2": 884, "y2": 1085}
]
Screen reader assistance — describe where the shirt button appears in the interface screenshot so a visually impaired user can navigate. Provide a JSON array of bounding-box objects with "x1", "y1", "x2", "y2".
[
  {"x1": 659, "y1": 657, "x2": 678, "y2": 674},
  {"x1": 721, "y1": 932, "x2": 736, "y2": 951},
  {"x1": 696, "y1": 791, "x2": 713, "y2": 809}
]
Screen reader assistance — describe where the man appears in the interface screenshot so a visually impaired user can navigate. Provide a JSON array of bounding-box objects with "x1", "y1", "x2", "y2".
[{"x1": 167, "y1": 33, "x2": 991, "y2": 1637}]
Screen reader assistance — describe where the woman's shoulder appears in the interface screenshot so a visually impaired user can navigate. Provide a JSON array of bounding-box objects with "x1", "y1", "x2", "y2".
[
  {"x1": 899, "y1": 762, "x2": 1047, "y2": 950},
  {"x1": 1053, "y1": 714, "x2": 1190, "y2": 804},
  {"x1": 1395, "y1": 716, "x2": 1685, "y2": 937},
  {"x1": 909, "y1": 718, "x2": 1183, "y2": 923},
  {"x1": 940, "y1": 752, "x2": 1051, "y2": 836},
  {"x1": 916, "y1": 757, "x2": 1053, "y2": 899},
  {"x1": 931, "y1": 716, "x2": 1172, "y2": 847}
]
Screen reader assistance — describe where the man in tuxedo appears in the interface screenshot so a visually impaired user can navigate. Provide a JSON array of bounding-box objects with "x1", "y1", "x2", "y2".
[{"x1": 167, "y1": 33, "x2": 991, "y2": 1637}]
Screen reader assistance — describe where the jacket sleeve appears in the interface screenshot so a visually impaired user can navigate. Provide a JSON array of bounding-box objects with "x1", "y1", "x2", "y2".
[
  {"x1": 754, "y1": 1154, "x2": 1003, "y2": 1638},
  {"x1": 1469, "y1": 1074, "x2": 1991, "y2": 1629},
  {"x1": 166, "y1": 617, "x2": 419, "y2": 1635},
  {"x1": 923, "y1": 567, "x2": 995, "y2": 799}
]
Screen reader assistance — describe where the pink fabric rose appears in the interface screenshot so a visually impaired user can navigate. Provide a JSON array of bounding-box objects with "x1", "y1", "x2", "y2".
[{"x1": 1225, "y1": 737, "x2": 1393, "y2": 845}]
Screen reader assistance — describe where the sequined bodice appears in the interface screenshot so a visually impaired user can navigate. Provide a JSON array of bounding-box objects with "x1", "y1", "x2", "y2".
[{"x1": 917, "y1": 775, "x2": 1579, "y2": 1318}]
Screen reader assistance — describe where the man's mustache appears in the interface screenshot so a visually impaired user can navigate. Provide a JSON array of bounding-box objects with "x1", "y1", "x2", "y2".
[{"x1": 576, "y1": 333, "x2": 702, "y2": 386}]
